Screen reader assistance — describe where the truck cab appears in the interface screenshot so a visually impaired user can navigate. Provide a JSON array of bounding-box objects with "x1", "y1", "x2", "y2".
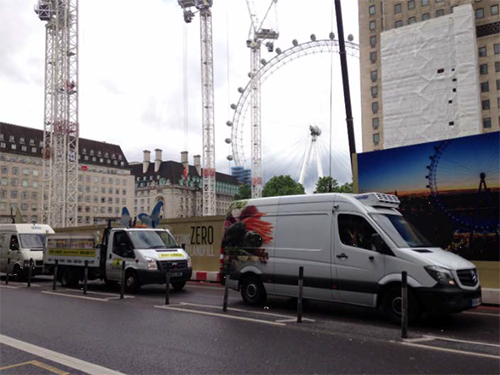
[{"x1": 0, "y1": 224, "x2": 55, "y2": 279}]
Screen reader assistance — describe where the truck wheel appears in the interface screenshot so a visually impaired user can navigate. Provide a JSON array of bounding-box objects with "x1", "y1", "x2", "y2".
[
  {"x1": 241, "y1": 276, "x2": 266, "y2": 305},
  {"x1": 61, "y1": 268, "x2": 79, "y2": 288},
  {"x1": 382, "y1": 286, "x2": 420, "y2": 324},
  {"x1": 124, "y1": 270, "x2": 140, "y2": 293},
  {"x1": 171, "y1": 280, "x2": 186, "y2": 291}
]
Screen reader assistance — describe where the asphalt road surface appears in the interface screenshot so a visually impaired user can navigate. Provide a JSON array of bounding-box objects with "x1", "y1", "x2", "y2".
[{"x1": 1, "y1": 277, "x2": 499, "y2": 374}]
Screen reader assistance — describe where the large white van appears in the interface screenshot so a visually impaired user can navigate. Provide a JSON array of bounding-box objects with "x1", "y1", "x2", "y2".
[
  {"x1": 221, "y1": 193, "x2": 482, "y2": 321},
  {"x1": 0, "y1": 224, "x2": 55, "y2": 279}
]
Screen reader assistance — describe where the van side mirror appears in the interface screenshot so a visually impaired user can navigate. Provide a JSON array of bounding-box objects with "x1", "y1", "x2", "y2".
[
  {"x1": 371, "y1": 233, "x2": 387, "y2": 254},
  {"x1": 10, "y1": 244, "x2": 19, "y2": 251}
]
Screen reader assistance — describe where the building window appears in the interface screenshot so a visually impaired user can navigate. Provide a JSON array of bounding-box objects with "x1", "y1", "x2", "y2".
[
  {"x1": 22, "y1": 180, "x2": 28, "y2": 188},
  {"x1": 436, "y1": 9, "x2": 444, "y2": 17},
  {"x1": 422, "y1": 13, "x2": 430, "y2": 20},
  {"x1": 370, "y1": 36, "x2": 376, "y2": 47},
  {"x1": 408, "y1": 0, "x2": 415, "y2": 10},
  {"x1": 1, "y1": 166, "x2": 7, "y2": 174},
  {"x1": 12, "y1": 167, "x2": 18, "y2": 175},
  {"x1": 371, "y1": 86, "x2": 378, "y2": 98},
  {"x1": 371, "y1": 70, "x2": 378, "y2": 82},
  {"x1": 497, "y1": 80, "x2": 500, "y2": 91},
  {"x1": 372, "y1": 102, "x2": 379, "y2": 114},
  {"x1": 481, "y1": 81, "x2": 489, "y2": 92},
  {"x1": 479, "y1": 46, "x2": 487, "y2": 57},
  {"x1": 494, "y1": 44, "x2": 500, "y2": 55},
  {"x1": 422, "y1": 0, "x2": 429, "y2": 6},
  {"x1": 480, "y1": 64, "x2": 488, "y2": 75},
  {"x1": 11, "y1": 191, "x2": 18, "y2": 199},
  {"x1": 482, "y1": 100, "x2": 490, "y2": 110},
  {"x1": 369, "y1": 20, "x2": 376, "y2": 31},
  {"x1": 395, "y1": 20, "x2": 403, "y2": 28},
  {"x1": 409, "y1": 16, "x2": 416, "y2": 24},
  {"x1": 492, "y1": 5, "x2": 499, "y2": 16},
  {"x1": 370, "y1": 51, "x2": 377, "y2": 63},
  {"x1": 476, "y1": 8, "x2": 484, "y2": 19},
  {"x1": 369, "y1": 4, "x2": 375, "y2": 15},
  {"x1": 395, "y1": 3, "x2": 402, "y2": 13},
  {"x1": 373, "y1": 133, "x2": 380, "y2": 145},
  {"x1": 483, "y1": 118, "x2": 491, "y2": 128},
  {"x1": 372, "y1": 118, "x2": 379, "y2": 129},
  {"x1": 11, "y1": 179, "x2": 18, "y2": 187}
]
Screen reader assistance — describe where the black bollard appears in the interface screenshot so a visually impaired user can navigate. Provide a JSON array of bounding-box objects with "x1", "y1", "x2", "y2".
[
  {"x1": 27, "y1": 259, "x2": 33, "y2": 287},
  {"x1": 222, "y1": 274, "x2": 230, "y2": 312},
  {"x1": 297, "y1": 266, "x2": 304, "y2": 323},
  {"x1": 83, "y1": 260, "x2": 88, "y2": 295},
  {"x1": 53, "y1": 260, "x2": 58, "y2": 291},
  {"x1": 165, "y1": 263, "x2": 170, "y2": 305},
  {"x1": 5, "y1": 258, "x2": 10, "y2": 285},
  {"x1": 120, "y1": 260, "x2": 126, "y2": 299},
  {"x1": 401, "y1": 271, "x2": 408, "y2": 339}
]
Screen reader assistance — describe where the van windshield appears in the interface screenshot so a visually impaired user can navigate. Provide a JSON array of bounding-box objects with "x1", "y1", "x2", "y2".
[
  {"x1": 128, "y1": 231, "x2": 179, "y2": 250},
  {"x1": 369, "y1": 214, "x2": 433, "y2": 248},
  {"x1": 19, "y1": 234, "x2": 46, "y2": 250}
]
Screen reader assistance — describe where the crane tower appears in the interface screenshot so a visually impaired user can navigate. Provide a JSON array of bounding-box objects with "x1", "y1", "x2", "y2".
[
  {"x1": 178, "y1": 0, "x2": 216, "y2": 216},
  {"x1": 35, "y1": 0, "x2": 79, "y2": 228},
  {"x1": 245, "y1": 0, "x2": 279, "y2": 198}
]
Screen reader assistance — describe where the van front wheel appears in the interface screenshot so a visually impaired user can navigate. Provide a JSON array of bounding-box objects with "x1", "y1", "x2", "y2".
[
  {"x1": 241, "y1": 276, "x2": 266, "y2": 305},
  {"x1": 382, "y1": 286, "x2": 420, "y2": 324}
]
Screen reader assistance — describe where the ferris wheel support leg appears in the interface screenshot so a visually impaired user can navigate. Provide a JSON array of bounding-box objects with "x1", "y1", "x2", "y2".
[
  {"x1": 314, "y1": 141, "x2": 324, "y2": 179},
  {"x1": 299, "y1": 140, "x2": 314, "y2": 186}
]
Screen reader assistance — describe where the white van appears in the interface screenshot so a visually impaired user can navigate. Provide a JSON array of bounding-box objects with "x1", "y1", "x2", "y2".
[
  {"x1": 221, "y1": 193, "x2": 481, "y2": 321},
  {"x1": 0, "y1": 224, "x2": 55, "y2": 279}
]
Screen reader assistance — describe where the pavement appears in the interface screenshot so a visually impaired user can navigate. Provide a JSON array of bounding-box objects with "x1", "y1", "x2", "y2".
[{"x1": 1, "y1": 277, "x2": 499, "y2": 374}]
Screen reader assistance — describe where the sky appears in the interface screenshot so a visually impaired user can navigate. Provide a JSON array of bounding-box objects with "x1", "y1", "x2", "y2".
[{"x1": 0, "y1": 0, "x2": 361, "y2": 192}]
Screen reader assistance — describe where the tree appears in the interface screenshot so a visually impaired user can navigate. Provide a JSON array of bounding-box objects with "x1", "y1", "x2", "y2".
[
  {"x1": 233, "y1": 184, "x2": 251, "y2": 201},
  {"x1": 262, "y1": 175, "x2": 305, "y2": 197},
  {"x1": 314, "y1": 176, "x2": 353, "y2": 194}
]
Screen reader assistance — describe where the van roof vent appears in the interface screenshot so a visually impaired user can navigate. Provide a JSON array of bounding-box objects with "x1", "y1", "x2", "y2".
[
  {"x1": 412, "y1": 249, "x2": 432, "y2": 253},
  {"x1": 353, "y1": 193, "x2": 400, "y2": 208}
]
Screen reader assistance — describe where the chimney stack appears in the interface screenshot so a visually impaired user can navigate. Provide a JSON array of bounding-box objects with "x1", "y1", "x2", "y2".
[
  {"x1": 193, "y1": 155, "x2": 201, "y2": 176},
  {"x1": 143, "y1": 150, "x2": 151, "y2": 174},
  {"x1": 154, "y1": 148, "x2": 162, "y2": 172}
]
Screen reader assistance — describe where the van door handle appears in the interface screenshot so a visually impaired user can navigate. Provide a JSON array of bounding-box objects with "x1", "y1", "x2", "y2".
[
  {"x1": 109, "y1": 254, "x2": 112, "y2": 259},
  {"x1": 336, "y1": 253, "x2": 348, "y2": 260},
  {"x1": 369, "y1": 256, "x2": 374, "y2": 261}
]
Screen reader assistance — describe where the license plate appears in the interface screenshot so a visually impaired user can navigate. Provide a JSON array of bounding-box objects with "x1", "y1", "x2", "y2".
[
  {"x1": 169, "y1": 272, "x2": 182, "y2": 277},
  {"x1": 471, "y1": 297, "x2": 482, "y2": 307}
]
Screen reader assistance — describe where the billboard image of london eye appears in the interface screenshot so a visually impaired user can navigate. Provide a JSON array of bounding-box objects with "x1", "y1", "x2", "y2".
[{"x1": 357, "y1": 131, "x2": 499, "y2": 261}]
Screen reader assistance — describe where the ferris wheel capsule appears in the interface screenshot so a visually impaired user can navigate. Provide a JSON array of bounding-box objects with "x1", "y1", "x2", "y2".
[
  {"x1": 225, "y1": 138, "x2": 231, "y2": 144},
  {"x1": 292, "y1": 39, "x2": 298, "y2": 46},
  {"x1": 260, "y1": 59, "x2": 267, "y2": 66},
  {"x1": 238, "y1": 87, "x2": 244, "y2": 93},
  {"x1": 276, "y1": 48, "x2": 282, "y2": 55},
  {"x1": 227, "y1": 155, "x2": 233, "y2": 161},
  {"x1": 230, "y1": 104, "x2": 237, "y2": 110},
  {"x1": 226, "y1": 121, "x2": 233, "y2": 127},
  {"x1": 310, "y1": 34, "x2": 316, "y2": 42},
  {"x1": 329, "y1": 32, "x2": 335, "y2": 40},
  {"x1": 348, "y1": 34, "x2": 354, "y2": 42}
]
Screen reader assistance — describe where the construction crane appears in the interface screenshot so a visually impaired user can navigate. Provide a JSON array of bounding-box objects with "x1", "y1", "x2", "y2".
[
  {"x1": 35, "y1": 0, "x2": 79, "y2": 228},
  {"x1": 178, "y1": 0, "x2": 216, "y2": 216},
  {"x1": 245, "y1": 0, "x2": 279, "y2": 198}
]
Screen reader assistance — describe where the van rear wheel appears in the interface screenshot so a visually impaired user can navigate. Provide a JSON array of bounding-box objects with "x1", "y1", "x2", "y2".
[
  {"x1": 241, "y1": 276, "x2": 266, "y2": 305},
  {"x1": 382, "y1": 286, "x2": 420, "y2": 324},
  {"x1": 124, "y1": 270, "x2": 140, "y2": 293},
  {"x1": 61, "y1": 267, "x2": 79, "y2": 288}
]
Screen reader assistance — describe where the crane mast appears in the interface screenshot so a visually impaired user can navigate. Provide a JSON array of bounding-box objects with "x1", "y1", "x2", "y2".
[
  {"x1": 245, "y1": 0, "x2": 278, "y2": 198},
  {"x1": 35, "y1": 0, "x2": 79, "y2": 228},
  {"x1": 178, "y1": 0, "x2": 216, "y2": 216}
]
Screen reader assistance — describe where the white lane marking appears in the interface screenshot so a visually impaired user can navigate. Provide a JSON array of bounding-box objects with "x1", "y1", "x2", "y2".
[
  {"x1": 400, "y1": 341, "x2": 500, "y2": 360},
  {"x1": 0, "y1": 285, "x2": 20, "y2": 289},
  {"x1": 0, "y1": 282, "x2": 41, "y2": 288},
  {"x1": 0, "y1": 334, "x2": 125, "y2": 375},
  {"x1": 42, "y1": 291, "x2": 109, "y2": 302},
  {"x1": 179, "y1": 302, "x2": 316, "y2": 322},
  {"x1": 154, "y1": 305, "x2": 286, "y2": 326},
  {"x1": 424, "y1": 335, "x2": 500, "y2": 348},
  {"x1": 402, "y1": 337, "x2": 435, "y2": 343},
  {"x1": 464, "y1": 311, "x2": 500, "y2": 318},
  {"x1": 61, "y1": 289, "x2": 134, "y2": 299},
  {"x1": 185, "y1": 285, "x2": 225, "y2": 291}
]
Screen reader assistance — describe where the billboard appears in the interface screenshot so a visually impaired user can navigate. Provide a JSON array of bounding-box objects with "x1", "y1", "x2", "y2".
[{"x1": 358, "y1": 132, "x2": 499, "y2": 262}]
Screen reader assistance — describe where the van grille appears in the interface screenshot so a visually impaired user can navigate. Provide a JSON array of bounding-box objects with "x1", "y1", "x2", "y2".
[
  {"x1": 456, "y1": 269, "x2": 478, "y2": 287},
  {"x1": 158, "y1": 260, "x2": 187, "y2": 272}
]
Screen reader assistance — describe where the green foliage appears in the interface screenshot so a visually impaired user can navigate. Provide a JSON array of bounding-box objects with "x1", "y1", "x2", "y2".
[
  {"x1": 314, "y1": 176, "x2": 353, "y2": 194},
  {"x1": 262, "y1": 175, "x2": 305, "y2": 197},
  {"x1": 233, "y1": 184, "x2": 251, "y2": 201}
]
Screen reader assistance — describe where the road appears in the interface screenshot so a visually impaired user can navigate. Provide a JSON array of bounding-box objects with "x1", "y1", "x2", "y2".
[{"x1": 1, "y1": 277, "x2": 499, "y2": 374}]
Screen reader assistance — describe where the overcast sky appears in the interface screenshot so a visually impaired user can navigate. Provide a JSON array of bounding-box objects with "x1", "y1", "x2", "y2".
[{"x1": 0, "y1": 0, "x2": 360, "y2": 192}]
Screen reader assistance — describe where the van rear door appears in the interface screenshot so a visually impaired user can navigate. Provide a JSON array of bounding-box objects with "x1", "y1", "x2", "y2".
[{"x1": 334, "y1": 197, "x2": 385, "y2": 307}]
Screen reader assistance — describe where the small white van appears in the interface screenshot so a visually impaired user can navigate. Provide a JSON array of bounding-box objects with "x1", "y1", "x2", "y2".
[
  {"x1": 0, "y1": 224, "x2": 55, "y2": 280},
  {"x1": 221, "y1": 193, "x2": 481, "y2": 321}
]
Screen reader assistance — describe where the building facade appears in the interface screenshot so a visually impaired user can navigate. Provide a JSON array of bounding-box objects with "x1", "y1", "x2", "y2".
[
  {"x1": 359, "y1": 0, "x2": 500, "y2": 152},
  {"x1": 0, "y1": 122, "x2": 135, "y2": 226},
  {"x1": 131, "y1": 150, "x2": 239, "y2": 219}
]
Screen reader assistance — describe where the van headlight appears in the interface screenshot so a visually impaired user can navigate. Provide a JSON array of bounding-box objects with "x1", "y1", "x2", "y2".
[
  {"x1": 187, "y1": 255, "x2": 192, "y2": 268},
  {"x1": 145, "y1": 257, "x2": 158, "y2": 271},
  {"x1": 425, "y1": 266, "x2": 455, "y2": 285}
]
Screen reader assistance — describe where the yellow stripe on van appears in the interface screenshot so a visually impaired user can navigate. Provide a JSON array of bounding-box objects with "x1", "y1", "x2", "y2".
[
  {"x1": 48, "y1": 249, "x2": 97, "y2": 257},
  {"x1": 158, "y1": 253, "x2": 183, "y2": 258}
]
